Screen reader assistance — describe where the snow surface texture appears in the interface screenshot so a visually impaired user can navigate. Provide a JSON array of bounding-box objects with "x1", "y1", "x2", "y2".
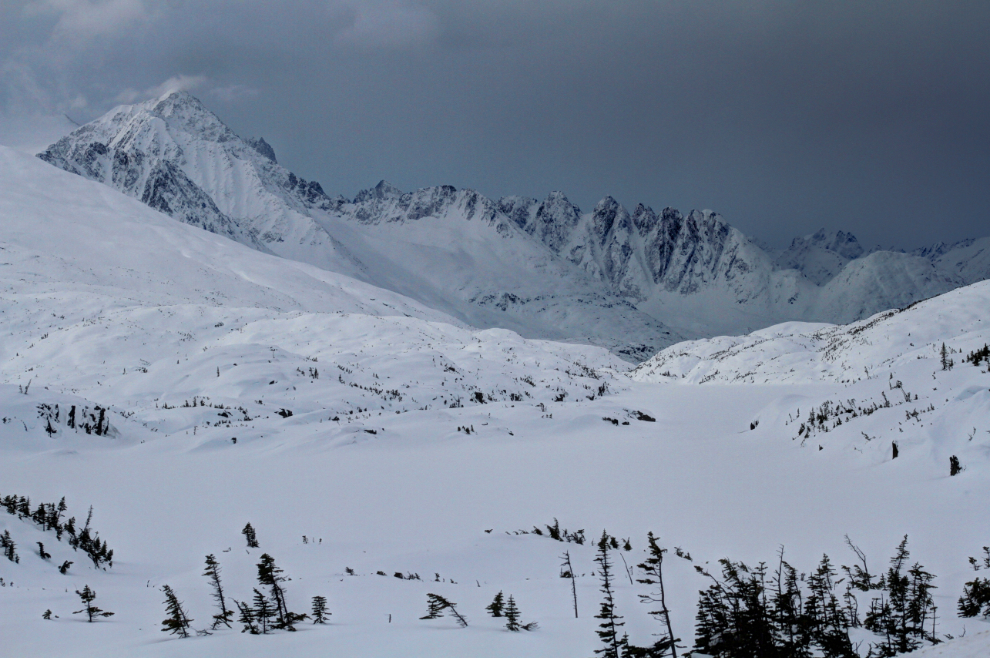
[
  {"x1": 2, "y1": 144, "x2": 990, "y2": 656},
  {"x1": 34, "y1": 91, "x2": 990, "y2": 358}
]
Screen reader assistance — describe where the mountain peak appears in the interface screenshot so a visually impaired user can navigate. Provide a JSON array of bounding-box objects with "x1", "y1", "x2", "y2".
[
  {"x1": 246, "y1": 137, "x2": 277, "y2": 163},
  {"x1": 354, "y1": 180, "x2": 403, "y2": 203}
]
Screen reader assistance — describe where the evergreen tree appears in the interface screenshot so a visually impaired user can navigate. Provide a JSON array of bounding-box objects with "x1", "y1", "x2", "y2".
[
  {"x1": 635, "y1": 532, "x2": 680, "y2": 657},
  {"x1": 160, "y1": 584, "x2": 194, "y2": 638},
  {"x1": 941, "y1": 343, "x2": 954, "y2": 371},
  {"x1": 486, "y1": 591, "x2": 505, "y2": 617},
  {"x1": 959, "y1": 547, "x2": 990, "y2": 619},
  {"x1": 311, "y1": 595, "x2": 330, "y2": 624},
  {"x1": 420, "y1": 593, "x2": 468, "y2": 627},
  {"x1": 864, "y1": 536, "x2": 938, "y2": 656},
  {"x1": 203, "y1": 554, "x2": 233, "y2": 629},
  {"x1": 1, "y1": 529, "x2": 19, "y2": 562},
  {"x1": 73, "y1": 585, "x2": 113, "y2": 622},
  {"x1": 256, "y1": 552, "x2": 305, "y2": 629},
  {"x1": 593, "y1": 530, "x2": 629, "y2": 658},
  {"x1": 505, "y1": 595, "x2": 521, "y2": 631},
  {"x1": 242, "y1": 522, "x2": 259, "y2": 548},
  {"x1": 950, "y1": 455, "x2": 963, "y2": 476},
  {"x1": 252, "y1": 588, "x2": 275, "y2": 634},
  {"x1": 233, "y1": 599, "x2": 259, "y2": 634},
  {"x1": 421, "y1": 593, "x2": 446, "y2": 619},
  {"x1": 562, "y1": 549, "x2": 579, "y2": 618}
]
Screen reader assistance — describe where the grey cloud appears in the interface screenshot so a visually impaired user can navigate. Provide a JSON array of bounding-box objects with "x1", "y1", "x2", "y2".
[{"x1": 3, "y1": 0, "x2": 989, "y2": 250}]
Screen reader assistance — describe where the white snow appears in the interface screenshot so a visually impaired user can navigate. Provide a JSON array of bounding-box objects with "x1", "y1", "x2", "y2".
[{"x1": 2, "y1": 142, "x2": 990, "y2": 658}]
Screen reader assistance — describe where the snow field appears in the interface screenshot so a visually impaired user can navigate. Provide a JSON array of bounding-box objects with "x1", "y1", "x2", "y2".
[{"x1": 2, "y1": 144, "x2": 990, "y2": 655}]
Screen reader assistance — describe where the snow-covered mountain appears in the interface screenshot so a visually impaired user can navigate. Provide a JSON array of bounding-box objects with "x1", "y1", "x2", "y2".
[
  {"x1": 775, "y1": 228, "x2": 868, "y2": 285},
  {"x1": 37, "y1": 92, "x2": 680, "y2": 361},
  {"x1": 35, "y1": 92, "x2": 990, "y2": 358}
]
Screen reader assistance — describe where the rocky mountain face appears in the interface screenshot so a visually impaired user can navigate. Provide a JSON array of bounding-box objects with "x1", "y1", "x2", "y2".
[{"x1": 36, "y1": 92, "x2": 990, "y2": 360}]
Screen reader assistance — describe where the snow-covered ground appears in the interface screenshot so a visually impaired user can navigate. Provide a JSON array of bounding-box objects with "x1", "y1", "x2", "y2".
[{"x1": 2, "y1": 144, "x2": 990, "y2": 656}]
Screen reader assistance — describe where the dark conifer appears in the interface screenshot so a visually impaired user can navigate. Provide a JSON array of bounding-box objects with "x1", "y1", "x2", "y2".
[
  {"x1": 562, "y1": 550, "x2": 579, "y2": 618},
  {"x1": 635, "y1": 532, "x2": 680, "y2": 657},
  {"x1": 420, "y1": 593, "x2": 467, "y2": 627},
  {"x1": 504, "y1": 595, "x2": 521, "y2": 631},
  {"x1": 233, "y1": 599, "x2": 259, "y2": 634},
  {"x1": 160, "y1": 584, "x2": 194, "y2": 637},
  {"x1": 242, "y1": 522, "x2": 259, "y2": 548},
  {"x1": 252, "y1": 589, "x2": 274, "y2": 634},
  {"x1": 203, "y1": 554, "x2": 233, "y2": 628},
  {"x1": 593, "y1": 530, "x2": 628, "y2": 658},
  {"x1": 311, "y1": 595, "x2": 330, "y2": 623},
  {"x1": 486, "y1": 590, "x2": 505, "y2": 617},
  {"x1": 73, "y1": 585, "x2": 113, "y2": 622}
]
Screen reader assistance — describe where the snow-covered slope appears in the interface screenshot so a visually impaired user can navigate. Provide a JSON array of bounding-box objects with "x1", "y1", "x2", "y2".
[{"x1": 4, "y1": 143, "x2": 990, "y2": 657}]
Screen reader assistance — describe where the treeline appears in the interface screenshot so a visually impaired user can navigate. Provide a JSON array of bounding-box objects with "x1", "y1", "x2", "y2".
[{"x1": 0, "y1": 493, "x2": 112, "y2": 570}]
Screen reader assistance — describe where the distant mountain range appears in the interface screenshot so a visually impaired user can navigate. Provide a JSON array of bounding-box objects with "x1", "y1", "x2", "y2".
[{"x1": 38, "y1": 91, "x2": 990, "y2": 360}]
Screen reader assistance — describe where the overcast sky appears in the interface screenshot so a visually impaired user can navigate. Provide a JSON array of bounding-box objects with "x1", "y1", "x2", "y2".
[{"x1": 2, "y1": 0, "x2": 988, "y2": 249}]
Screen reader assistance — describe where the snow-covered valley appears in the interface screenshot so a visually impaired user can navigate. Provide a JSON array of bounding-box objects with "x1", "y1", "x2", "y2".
[{"x1": 3, "y1": 127, "x2": 990, "y2": 658}]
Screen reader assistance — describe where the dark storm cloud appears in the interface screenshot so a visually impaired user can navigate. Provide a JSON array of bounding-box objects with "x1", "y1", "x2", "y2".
[{"x1": 3, "y1": 1, "x2": 989, "y2": 249}]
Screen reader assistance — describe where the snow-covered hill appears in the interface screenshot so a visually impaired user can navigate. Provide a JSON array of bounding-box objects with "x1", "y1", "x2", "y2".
[{"x1": 4, "y1": 138, "x2": 990, "y2": 656}]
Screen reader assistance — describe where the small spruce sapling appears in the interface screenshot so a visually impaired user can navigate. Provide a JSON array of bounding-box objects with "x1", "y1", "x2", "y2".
[
  {"x1": 505, "y1": 595, "x2": 521, "y2": 631},
  {"x1": 486, "y1": 591, "x2": 505, "y2": 617},
  {"x1": 233, "y1": 599, "x2": 259, "y2": 634},
  {"x1": 420, "y1": 593, "x2": 468, "y2": 627},
  {"x1": 950, "y1": 455, "x2": 963, "y2": 476},
  {"x1": 73, "y1": 585, "x2": 113, "y2": 622},
  {"x1": 242, "y1": 522, "x2": 259, "y2": 548},
  {"x1": 312, "y1": 595, "x2": 330, "y2": 624},
  {"x1": 160, "y1": 585, "x2": 194, "y2": 638}
]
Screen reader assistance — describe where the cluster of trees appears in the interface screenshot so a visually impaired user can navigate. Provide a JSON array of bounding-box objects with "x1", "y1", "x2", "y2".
[
  {"x1": 959, "y1": 546, "x2": 990, "y2": 619},
  {"x1": 36, "y1": 402, "x2": 111, "y2": 436},
  {"x1": 529, "y1": 518, "x2": 588, "y2": 545},
  {"x1": 0, "y1": 494, "x2": 112, "y2": 569},
  {"x1": 420, "y1": 590, "x2": 539, "y2": 632},
  {"x1": 160, "y1": 552, "x2": 326, "y2": 639},
  {"x1": 963, "y1": 344, "x2": 989, "y2": 368},
  {"x1": 692, "y1": 536, "x2": 939, "y2": 658}
]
